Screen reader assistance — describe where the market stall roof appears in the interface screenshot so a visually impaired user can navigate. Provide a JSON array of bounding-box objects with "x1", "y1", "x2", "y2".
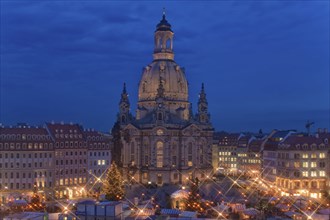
[
  {"x1": 179, "y1": 211, "x2": 197, "y2": 218},
  {"x1": 243, "y1": 208, "x2": 259, "y2": 216},
  {"x1": 170, "y1": 190, "x2": 189, "y2": 199},
  {"x1": 160, "y1": 208, "x2": 181, "y2": 216}
]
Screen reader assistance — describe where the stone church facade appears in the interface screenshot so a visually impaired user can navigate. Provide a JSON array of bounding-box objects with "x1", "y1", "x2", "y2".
[{"x1": 115, "y1": 13, "x2": 213, "y2": 185}]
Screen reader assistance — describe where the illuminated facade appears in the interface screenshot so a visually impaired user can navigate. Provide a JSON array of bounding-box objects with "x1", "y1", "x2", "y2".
[
  {"x1": 212, "y1": 133, "x2": 266, "y2": 177},
  {"x1": 0, "y1": 123, "x2": 111, "y2": 201},
  {"x1": 115, "y1": 14, "x2": 213, "y2": 185},
  {"x1": 212, "y1": 133, "x2": 241, "y2": 175},
  {"x1": 275, "y1": 134, "x2": 329, "y2": 199},
  {"x1": 0, "y1": 125, "x2": 54, "y2": 203},
  {"x1": 86, "y1": 130, "x2": 112, "y2": 192}
]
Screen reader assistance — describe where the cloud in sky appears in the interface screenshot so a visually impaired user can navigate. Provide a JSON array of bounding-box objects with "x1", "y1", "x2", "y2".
[{"x1": 1, "y1": 1, "x2": 329, "y2": 132}]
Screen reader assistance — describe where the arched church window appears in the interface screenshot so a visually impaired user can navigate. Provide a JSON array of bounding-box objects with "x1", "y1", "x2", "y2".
[
  {"x1": 166, "y1": 38, "x2": 171, "y2": 49},
  {"x1": 158, "y1": 113, "x2": 163, "y2": 121},
  {"x1": 130, "y1": 142, "x2": 135, "y2": 164},
  {"x1": 121, "y1": 115, "x2": 126, "y2": 123},
  {"x1": 156, "y1": 141, "x2": 163, "y2": 168},
  {"x1": 188, "y1": 143, "x2": 193, "y2": 154},
  {"x1": 188, "y1": 143, "x2": 193, "y2": 167}
]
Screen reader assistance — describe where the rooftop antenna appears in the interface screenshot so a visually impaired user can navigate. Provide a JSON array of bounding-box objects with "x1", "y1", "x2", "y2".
[{"x1": 305, "y1": 120, "x2": 314, "y2": 136}]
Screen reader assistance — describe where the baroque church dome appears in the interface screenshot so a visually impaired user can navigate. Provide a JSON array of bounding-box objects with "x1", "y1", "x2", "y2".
[
  {"x1": 138, "y1": 61, "x2": 188, "y2": 102},
  {"x1": 138, "y1": 13, "x2": 189, "y2": 104}
]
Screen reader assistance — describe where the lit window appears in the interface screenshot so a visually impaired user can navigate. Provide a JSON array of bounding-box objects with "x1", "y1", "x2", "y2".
[
  {"x1": 102, "y1": 160, "x2": 105, "y2": 165},
  {"x1": 311, "y1": 162, "x2": 317, "y2": 168},
  {"x1": 302, "y1": 154, "x2": 308, "y2": 159},
  {"x1": 188, "y1": 161, "x2": 193, "y2": 167},
  {"x1": 302, "y1": 162, "x2": 308, "y2": 168},
  {"x1": 319, "y1": 171, "x2": 325, "y2": 177},
  {"x1": 311, "y1": 171, "x2": 317, "y2": 177},
  {"x1": 310, "y1": 193, "x2": 318, "y2": 199},
  {"x1": 302, "y1": 171, "x2": 308, "y2": 177},
  {"x1": 97, "y1": 160, "x2": 101, "y2": 165},
  {"x1": 319, "y1": 153, "x2": 325, "y2": 158},
  {"x1": 311, "y1": 153, "x2": 317, "y2": 159}
]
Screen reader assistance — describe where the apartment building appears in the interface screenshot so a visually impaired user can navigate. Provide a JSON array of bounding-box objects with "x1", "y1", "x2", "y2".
[
  {"x1": 86, "y1": 130, "x2": 112, "y2": 193},
  {"x1": 0, "y1": 122, "x2": 112, "y2": 202},
  {"x1": 213, "y1": 133, "x2": 241, "y2": 175},
  {"x1": 0, "y1": 124, "x2": 54, "y2": 202},
  {"x1": 276, "y1": 134, "x2": 329, "y2": 199}
]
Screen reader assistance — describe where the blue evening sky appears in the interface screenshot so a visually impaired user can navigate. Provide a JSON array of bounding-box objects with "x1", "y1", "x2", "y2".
[{"x1": 1, "y1": 1, "x2": 329, "y2": 133}]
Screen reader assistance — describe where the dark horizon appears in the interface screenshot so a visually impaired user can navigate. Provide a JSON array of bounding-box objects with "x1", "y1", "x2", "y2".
[{"x1": 1, "y1": 1, "x2": 329, "y2": 133}]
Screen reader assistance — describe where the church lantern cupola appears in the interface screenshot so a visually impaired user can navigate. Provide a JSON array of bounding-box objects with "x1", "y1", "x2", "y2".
[{"x1": 153, "y1": 11, "x2": 174, "y2": 61}]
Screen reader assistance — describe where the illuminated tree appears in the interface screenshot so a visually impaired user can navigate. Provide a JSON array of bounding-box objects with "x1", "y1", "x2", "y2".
[
  {"x1": 185, "y1": 177, "x2": 203, "y2": 213},
  {"x1": 28, "y1": 184, "x2": 45, "y2": 211},
  {"x1": 103, "y1": 161, "x2": 125, "y2": 201}
]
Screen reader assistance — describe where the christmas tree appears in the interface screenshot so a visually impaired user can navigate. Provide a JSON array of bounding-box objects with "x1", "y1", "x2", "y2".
[
  {"x1": 185, "y1": 177, "x2": 203, "y2": 213},
  {"x1": 28, "y1": 184, "x2": 45, "y2": 211},
  {"x1": 102, "y1": 161, "x2": 125, "y2": 201}
]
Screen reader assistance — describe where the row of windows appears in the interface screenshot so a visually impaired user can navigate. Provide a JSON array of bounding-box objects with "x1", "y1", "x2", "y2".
[
  {"x1": 55, "y1": 142, "x2": 85, "y2": 148},
  {"x1": 54, "y1": 134, "x2": 82, "y2": 139},
  {"x1": 55, "y1": 169, "x2": 86, "y2": 175},
  {"x1": 63, "y1": 151, "x2": 85, "y2": 156},
  {"x1": 278, "y1": 179, "x2": 325, "y2": 189},
  {"x1": 0, "y1": 171, "x2": 52, "y2": 179},
  {"x1": 55, "y1": 151, "x2": 87, "y2": 157},
  {"x1": 219, "y1": 157, "x2": 236, "y2": 162},
  {"x1": 55, "y1": 159, "x2": 86, "y2": 165},
  {"x1": 280, "y1": 152, "x2": 326, "y2": 159},
  {"x1": 0, "y1": 143, "x2": 53, "y2": 150},
  {"x1": 0, "y1": 142, "x2": 110, "y2": 150},
  {"x1": 89, "y1": 151, "x2": 110, "y2": 157},
  {"x1": 0, "y1": 182, "x2": 51, "y2": 190},
  {"x1": 88, "y1": 160, "x2": 109, "y2": 166},
  {"x1": 0, "y1": 162, "x2": 51, "y2": 169},
  {"x1": 87, "y1": 136, "x2": 107, "y2": 141},
  {"x1": 279, "y1": 161, "x2": 326, "y2": 168},
  {"x1": 301, "y1": 170, "x2": 326, "y2": 177},
  {"x1": 58, "y1": 177, "x2": 86, "y2": 186},
  {"x1": 0, "y1": 152, "x2": 52, "y2": 159},
  {"x1": 279, "y1": 170, "x2": 326, "y2": 178},
  {"x1": 0, "y1": 134, "x2": 51, "y2": 141},
  {"x1": 89, "y1": 169, "x2": 106, "y2": 175}
]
